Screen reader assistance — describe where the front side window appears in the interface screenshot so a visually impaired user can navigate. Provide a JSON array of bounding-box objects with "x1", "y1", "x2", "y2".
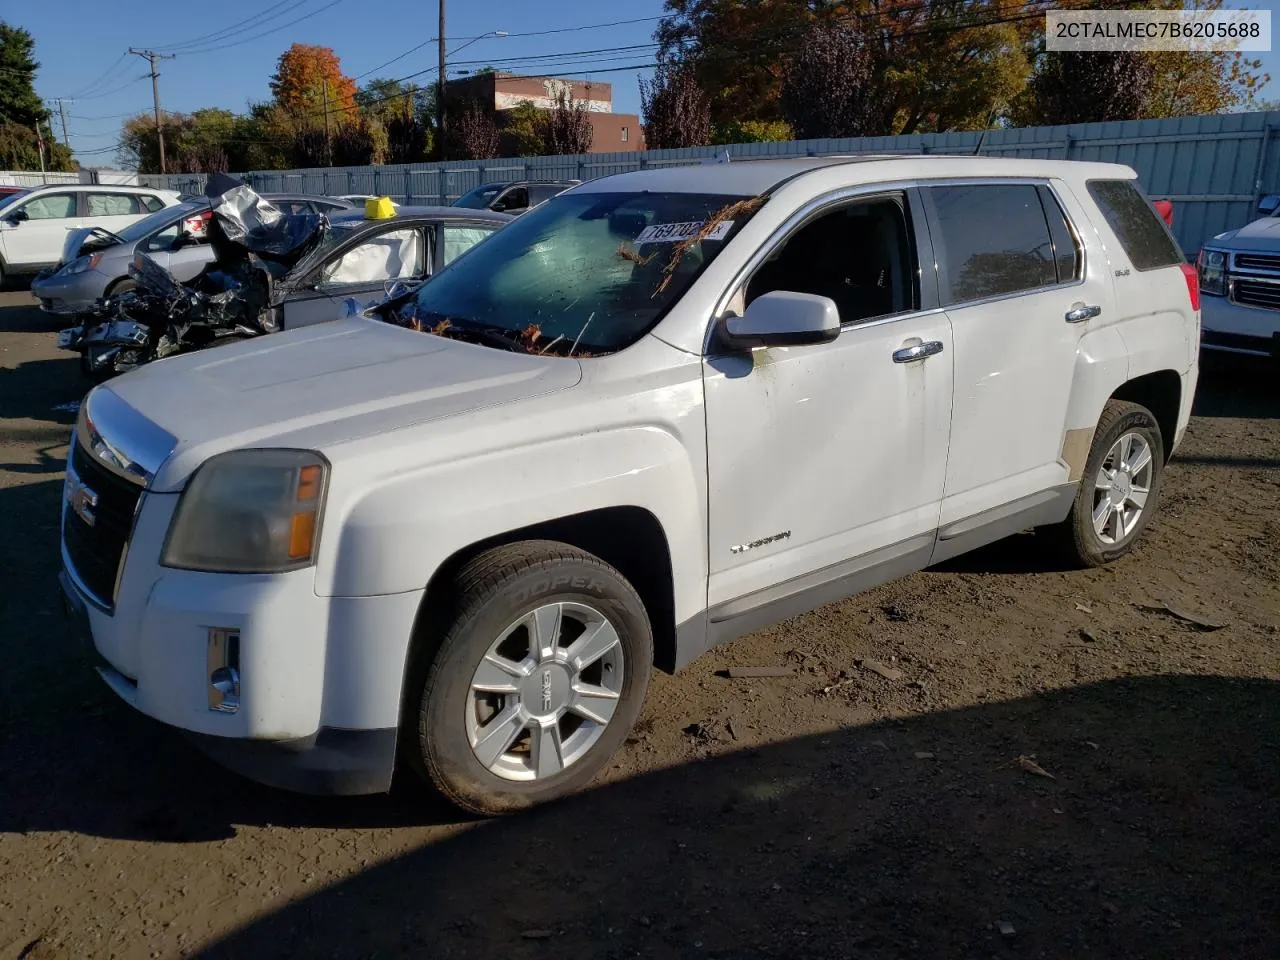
[
  {"x1": 392, "y1": 190, "x2": 761, "y2": 355},
  {"x1": 743, "y1": 194, "x2": 918, "y2": 323},
  {"x1": 441, "y1": 224, "x2": 496, "y2": 265},
  {"x1": 87, "y1": 193, "x2": 143, "y2": 217},
  {"x1": 321, "y1": 227, "x2": 425, "y2": 285},
  {"x1": 926, "y1": 183, "x2": 1058, "y2": 305},
  {"x1": 1086, "y1": 179, "x2": 1184, "y2": 271},
  {"x1": 497, "y1": 186, "x2": 529, "y2": 211},
  {"x1": 22, "y1": 193, "x2": 77, "y2": 220}
]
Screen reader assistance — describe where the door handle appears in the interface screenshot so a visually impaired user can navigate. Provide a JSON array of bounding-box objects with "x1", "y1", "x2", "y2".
[
  {"x1": 1065, "y1": 302, "x2": 1102, "y2": 323},
  {"x1": 892, "y1": 340, "x2": 944, "y2": 363}
]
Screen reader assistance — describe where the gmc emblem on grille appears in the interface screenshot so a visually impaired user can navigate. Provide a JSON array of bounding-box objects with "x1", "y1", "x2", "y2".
[{"x1": 65, "y1": 468, "x2": 99, "y2": 527}]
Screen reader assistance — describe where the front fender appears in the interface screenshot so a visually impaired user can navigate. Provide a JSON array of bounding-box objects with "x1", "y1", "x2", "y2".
[{"x1": 320, "y1": 425, "x2": 707, "y2": 625}]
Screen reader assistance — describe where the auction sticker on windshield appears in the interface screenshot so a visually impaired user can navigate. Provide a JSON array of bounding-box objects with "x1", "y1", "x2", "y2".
[{"x1": 635, "y1": 220, "x2": 735, "y2": 245}]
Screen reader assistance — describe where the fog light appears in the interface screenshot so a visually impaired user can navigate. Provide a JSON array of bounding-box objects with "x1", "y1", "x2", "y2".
[{"x1": 207, "y1": 628, "x2": 240, "y2": 713}]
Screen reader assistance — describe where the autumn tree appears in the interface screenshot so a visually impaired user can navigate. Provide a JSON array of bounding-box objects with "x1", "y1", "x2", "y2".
[
  {"x1": 449, "y1": 99, "x2": 499, "y2": 160},
  {"x1": 270, "y1": 44, "x2": 358, "y2": 125},
  {"x1": 657, "y1": 1, "x2": 1033, "y2": 134},
  {"x1": 1018, "y1": 51, "x2": 1155, "y2": 125},
  {"x1": 0, "y1": 22, "x2": 73, "y2": 171},
  {"x1": 781, "y1": 20, "x2": 886, "y2": 139},
  {"x1": 540, "y1": 90, "x2": 593, "y2": 155},
  {"x1": 640, "y1": 56, "x2": 712, "y2": 149},
  {"x1": 497, "y1": 101, "x2": 547, "y2": 157}
]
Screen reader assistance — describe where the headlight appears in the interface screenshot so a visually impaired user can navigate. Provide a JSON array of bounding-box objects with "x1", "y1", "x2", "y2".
[
  {"x1": 162, "y1": 449, "x2": 329, "y2": 573},
  {"x1": 62, "y1": 252, "x2": 103, "y2": 276},
  {"x1": 1197, "y1": 248, "x2": 1226, "y2": 296}
]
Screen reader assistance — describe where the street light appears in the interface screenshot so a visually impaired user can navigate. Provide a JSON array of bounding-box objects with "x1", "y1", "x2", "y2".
[{"x1": 438, "y1": 21, "x2": 507, "y2": 161}]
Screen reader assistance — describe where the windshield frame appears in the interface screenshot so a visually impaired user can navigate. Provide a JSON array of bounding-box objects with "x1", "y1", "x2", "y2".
[{"x1": 387, "y1": 189, "x2": 764, "y2": 356}]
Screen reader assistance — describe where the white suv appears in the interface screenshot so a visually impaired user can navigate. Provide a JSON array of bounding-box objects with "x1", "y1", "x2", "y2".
[
  {"x1": 0, "y1": 183, "x2": 182, "y2": 285},
  {"x1": 58, "y1": 156, "x2": 1199, "y2": 814}
]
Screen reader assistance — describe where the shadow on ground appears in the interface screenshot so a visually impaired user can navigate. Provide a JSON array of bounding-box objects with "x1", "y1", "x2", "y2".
[
  {"x1": 194, "y1": 674, "x2": 1277, "y2": 959},
  {"x1": 1193, "y1": 350, "x2": 1280, "y2": 420},
  {"x1": 0, "y1": 298, "x2": 84, "y2": 443}
]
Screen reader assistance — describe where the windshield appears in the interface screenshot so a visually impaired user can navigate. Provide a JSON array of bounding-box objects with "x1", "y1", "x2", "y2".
[
  {"x1": 0, "y1": 189, "x2": 30, "y2": 212},
  {"x1": 114, "y1": 201, "x2": 204, "y2": 244},
  {"x1": 453, "y1": 184, "x2": 505, "y2": 209},
  {"x1": 390, "y1": 190, "x2": 762, "y2": 355}
]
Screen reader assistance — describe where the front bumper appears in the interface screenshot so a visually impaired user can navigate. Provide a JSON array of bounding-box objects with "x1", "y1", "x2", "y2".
[
  {"x1": 1200, "y1": 295, "x2": 1280, "y2": 358},
  {"x1": 31, "y1": 270, "x2": 109, "y2": 315},
  {"x1": 58, "y1": 493, "x2": 424, "y2": 795}
]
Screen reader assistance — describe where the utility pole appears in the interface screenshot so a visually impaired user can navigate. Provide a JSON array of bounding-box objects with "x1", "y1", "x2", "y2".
[
  {"x1": 50, "y1": 99, "x2": 72, "y2": 147},
  {"x1": 323, "y1": 79, "x2": 332, "y2": 166},
  {"x1": 128, "y1": 48, "x2": 176, "y2": 173},
  {"x1": 438, "y1": 0, "x2": 447, "y2": 161}
]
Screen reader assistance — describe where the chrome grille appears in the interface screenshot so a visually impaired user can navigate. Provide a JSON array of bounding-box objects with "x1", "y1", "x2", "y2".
[
  {"x1": 63, "y1": 440, "x2": 142, "y2": 609},
  {"x1": 1231, "y1": 278, "x2": 1280, "y2": 311},
  {"x1": 1232, "y1": 252, "x2": 1280, "y2": 273}
]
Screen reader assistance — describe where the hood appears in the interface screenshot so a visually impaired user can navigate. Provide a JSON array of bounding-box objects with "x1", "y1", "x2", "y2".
[
  {"x1": 1210, "y1": 216, "x2": 1280, "y2": 251},
  {"x1": 99, "y1": 318, "x2": 583, "y2": 492},
  {"x1": 60, "y1": 226, "x2": 124, "y2": 266}
]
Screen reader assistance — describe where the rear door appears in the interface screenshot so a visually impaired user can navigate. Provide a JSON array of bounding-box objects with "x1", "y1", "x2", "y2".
[
  {"x1": 84, "y1": 192, "x2": 152, "y2": 240},
  {"x1": 921, "y1": 179, "x2": 1113, "y2": 552},
  {"x1": 281, "y1": 224, "x2": 430, "y2": 329}
]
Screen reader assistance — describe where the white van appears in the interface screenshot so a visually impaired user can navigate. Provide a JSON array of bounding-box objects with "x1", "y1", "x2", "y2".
[{"x1": 0, "y1": 184, "x2": 182, "y2": 285}]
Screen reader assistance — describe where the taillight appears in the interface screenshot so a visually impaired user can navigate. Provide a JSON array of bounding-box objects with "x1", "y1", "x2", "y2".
[{"x1": 1179, "y1": 262, "x2": 1200, "y2": 312}]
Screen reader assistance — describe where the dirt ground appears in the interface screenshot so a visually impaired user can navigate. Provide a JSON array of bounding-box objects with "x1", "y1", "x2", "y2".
[{"x1": 0, "y1": 288, "x2": 1277, "y2": 960}]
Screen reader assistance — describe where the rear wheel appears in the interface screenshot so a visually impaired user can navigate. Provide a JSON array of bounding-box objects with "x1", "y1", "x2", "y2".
[
  {"x1": 408, "y1": 541, "x2": 653, "y2": 815},
  {"x1": 1046, "y1": 399, "x2": 1165, "y2": 567}
]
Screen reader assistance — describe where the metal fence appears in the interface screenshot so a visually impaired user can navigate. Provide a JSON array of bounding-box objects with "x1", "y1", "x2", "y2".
[
  {"x1": 0, "y1": 170, "x2": 80, "y2": 187},
  {"x1": 139, "y1": 110, "x2": 1280, "y2": 258}
]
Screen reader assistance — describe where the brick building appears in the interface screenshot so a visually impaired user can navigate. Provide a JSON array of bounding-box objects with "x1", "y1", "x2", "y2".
[{"x1": 445, "y1": 72, "x2": 644, "y2": 154}]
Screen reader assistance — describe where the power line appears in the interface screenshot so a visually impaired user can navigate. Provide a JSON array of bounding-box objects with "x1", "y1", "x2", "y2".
[
  {"x1": 151, "y1": 0, "x2": 309, "y2": 53},
  {"x1": 172, "y1": 0, "x2": 351, "y2": 57},
  {"x1": 62, "y1": 53, "x2": 130, "y2": 99},
  {"x1": 76, "y1": 73, "x2": 150, "y2": 100}
]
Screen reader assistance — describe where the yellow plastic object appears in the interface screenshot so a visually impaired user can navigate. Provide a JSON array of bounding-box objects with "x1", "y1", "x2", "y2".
[{"x1": 365, "y1": 196, "x2": 396, "y2": 220}]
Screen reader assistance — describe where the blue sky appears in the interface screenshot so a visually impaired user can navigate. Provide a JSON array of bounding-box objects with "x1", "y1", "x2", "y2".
[
  {"x1": 11, "y1": 0, "x2": 1280, "y2": 165},
  {"x1": 15, "y1": 0, "x2": 668, "y2": 163}
]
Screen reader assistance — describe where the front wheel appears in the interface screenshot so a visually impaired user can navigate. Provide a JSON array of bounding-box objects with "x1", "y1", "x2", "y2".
[
  {"x1": 1046, "y1": 399, "x2": 1165, "y2": 568},
  {"x1": 408, "y1": 541, "x2": 653, "y2": 815}
]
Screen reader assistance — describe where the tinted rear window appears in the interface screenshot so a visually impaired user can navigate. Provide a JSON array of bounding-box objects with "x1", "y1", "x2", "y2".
[
  {"x1": 1086, "y1": 179, "x2": 1183, "y2": 271},
  {"x1": 925, "y1": 184, "x2": 1059, "y2": 305}
]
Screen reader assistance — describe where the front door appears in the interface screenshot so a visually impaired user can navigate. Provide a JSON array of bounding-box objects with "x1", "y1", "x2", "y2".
[
  {"x1": 920, "y1": 180, "x2": 1115, "y2": 536},
  {"x1": 0, "y1": 191, "x2": 81, "y2": 269},
  {"x1": 703, "y1": 190, "x2": 953, "y2": 621},
  {"x1": 282, "y1": 225, "x2": 429, "y2": 329}
]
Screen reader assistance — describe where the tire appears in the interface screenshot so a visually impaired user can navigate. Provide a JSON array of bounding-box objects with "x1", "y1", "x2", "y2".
[
  {"x1": 409, "y1": 540, "x2": 653, "y2": 815},
  {"x1": 1046, "y1": 399, "x2": 1165, "y2": 568},
  {"x1": 106, "y1": 277, "x2": 136, "y2": 296}
]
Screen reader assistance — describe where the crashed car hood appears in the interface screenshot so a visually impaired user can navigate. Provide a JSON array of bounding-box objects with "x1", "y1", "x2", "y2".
[
  {"x1": 97, "y1": 317, "x2": 583, "y2": 491},
  {"x1": 1217, "y1": 216, "x2": 1280, "y2": 251},
  {"x1": 60, "y1": 226, "x2": 124, "y2": 265}
]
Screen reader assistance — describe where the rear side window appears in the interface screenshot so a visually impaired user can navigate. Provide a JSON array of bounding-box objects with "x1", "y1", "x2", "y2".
[
  {"x1": 925, "y1": 184, "x2": 1058, "y2": 305},
  {"x1": 140, "y1": 194, "x2": 165, "y2": 212},
  {"x1": 1086, "y1": 179, "x2": 1183, "y2": 271},
  {"x1": 1038, "y1": 185, "x2": 1082, "y2": 284},
  {"x1": 87, "y1": 193, "x2": 143, "y2": 216}
]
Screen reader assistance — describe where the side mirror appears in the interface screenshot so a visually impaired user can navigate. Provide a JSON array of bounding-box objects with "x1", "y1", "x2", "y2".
[
  {"x1": 718, "y1": 291, "x2": 841, "y2": 351},
  {"x1": 489, "y1": 198, "x2": 508, "y2": 213},
  {"x1": 6, "y1": 209, "x2": 28, "y2": 225},
  {"x1": 1257, "y1": 194, "x2": 1280, "y2": 218}
]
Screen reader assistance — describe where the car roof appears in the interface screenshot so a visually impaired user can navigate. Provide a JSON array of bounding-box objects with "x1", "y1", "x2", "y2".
[
  {"x1": 573, "y1": 155, "x2": 1138, "y2": 196},
  {"x1": 326, "y1": 205, "x2": 512, "y2": 226},
  {"x1": 19, "y1": 182, "x2": 179, "y2": 194}
]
